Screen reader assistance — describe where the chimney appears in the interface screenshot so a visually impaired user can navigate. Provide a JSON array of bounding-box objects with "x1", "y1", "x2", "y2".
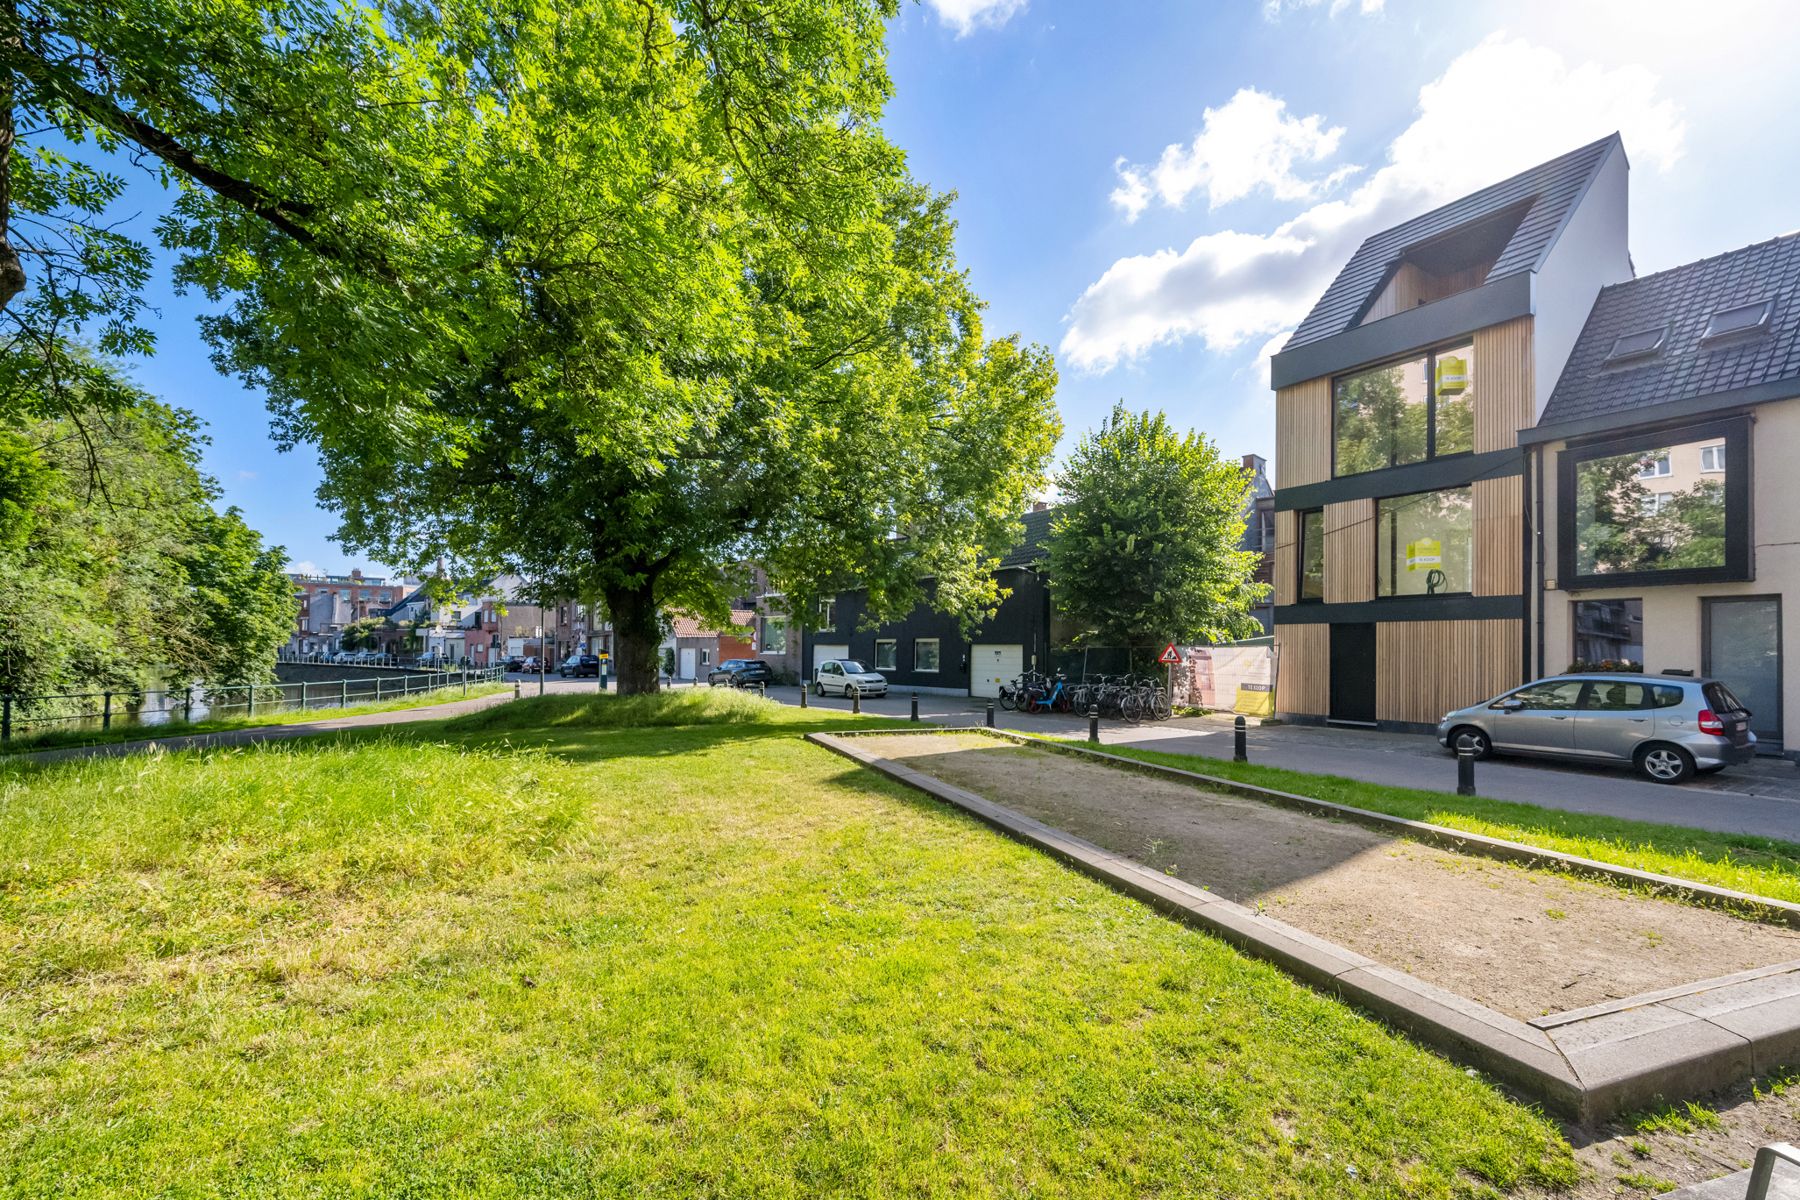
[
  {"x1": 1029, "y1": 500, "x2": 1049, "y2": 513},
  {"x1": 1241, "y1": 453, "x2": 1266, "y2": 474}
]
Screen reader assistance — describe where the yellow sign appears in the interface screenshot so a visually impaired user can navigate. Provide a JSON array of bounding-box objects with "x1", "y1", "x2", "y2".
[
  {"x1": 1436, "y1": 355, "x2": 1469, "y2": 395},
  {"x1": 1406, "y1": 536, "x2": 1442, "y2": 572}
]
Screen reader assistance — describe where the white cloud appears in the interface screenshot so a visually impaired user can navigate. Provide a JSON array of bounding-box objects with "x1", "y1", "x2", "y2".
[
  {"x1": 1263, "y1": 0, "x2": 1384, "y2": 18},
  {"x1": 234, "y1": 469, "x2": 257, "y2": 481},
  {"x1": 288, "y1": 559, "x2": 322, "y2": 576},
  {"x1": 1110, "y1": 88, "x2": 1356, "y2": 220},
  {"x1": 925, "y1": 0, "x2": 1026, "y2": 36},
  {"x1": 1062, "y1": 34, "x2": 1687, "y2": 372}
]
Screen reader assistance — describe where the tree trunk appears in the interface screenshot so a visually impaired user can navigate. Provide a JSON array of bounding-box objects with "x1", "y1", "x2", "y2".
[
  {"x1": 604, "y1": 581, "x2": 662, "y2": 695},
  {"x1": 1, "y1": 63, "x2": 28, "y2": 312}
]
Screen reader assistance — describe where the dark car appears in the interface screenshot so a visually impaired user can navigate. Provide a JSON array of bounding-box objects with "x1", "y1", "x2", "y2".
[
  {"x1": 503, "y1": 656, "x2": 528, "y2": 672},
  {"x1": 558, "y1": 654, "x2": 602, "y2": 678},
  {"x1": 708, "y1": 659, "x2": 775, "y2": 689}
]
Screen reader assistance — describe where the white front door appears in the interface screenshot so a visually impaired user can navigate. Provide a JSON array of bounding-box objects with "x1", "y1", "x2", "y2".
[
  {"x1": 679, "y1": 648, "x2": 697, "y2": 680},
  {"x1": 970, "y1": 643, "x2": 1022, "y2": 698},
  {"x1": 812, "y1": 644, "x2": 849, "y2": 675}
]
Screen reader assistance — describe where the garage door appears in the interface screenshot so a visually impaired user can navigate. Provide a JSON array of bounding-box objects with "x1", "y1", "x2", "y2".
[
  {"x1": 812, "y1": 644, "x2": 849, "y2": 674},
  {"x1": 970, "y1": 643, "x2": 1022, "y2": 699}
]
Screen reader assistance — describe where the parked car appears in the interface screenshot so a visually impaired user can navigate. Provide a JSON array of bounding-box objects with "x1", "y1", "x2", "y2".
[
  {"x1": 812, "y1": 659, "x2": 888, "y2": 698},
  {"x1": 503, "y1": 655, "x2": 527, "y2": 672},
  {"x1": 708, "y1": 659, "x2": 774, "y2": 689},
  {"x1": 416, "y1": 652, "x2": 447, "y2": 668},
  {"x1": 518, "y1": 656, "x2": 542, "y2": 674},
  {"x1": 1437, "y1": 673, "x2": 1755, "y2": 784},
  {"x1": 558, "y1": 654, "x2": 601, "y2": 678}
]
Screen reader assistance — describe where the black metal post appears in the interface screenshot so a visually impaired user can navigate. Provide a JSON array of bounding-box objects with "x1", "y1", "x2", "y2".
[
  {"x1": 514, "y1": 682, "x2": 521, "y2": 700},
  {"x1": 986, "y1": 701, "x2": 995, "y2": 728},
  {"x1": 799, "y1": 681, "x2": 808, "y2": 708},
  {"x1": 851, "y1": 685, "x2": 861, "y2": 715},
  {"x1": 103, "y1": 691, "x2": 113, "y2": 730},
  {"x1": 1234, "y1": 714, "x2": 1247, "y2": 763},
  {"x1": 247, "y1": 684, "x2": 255, "y2": 718},
  {"x1": 910, "y1": 693, "x2": 919, "y2": 721},
  {"x1": 1088, "y1": 704, "x2": 1099, "y2": 744},
  {"x1": 340, "y1": 680, "x2": 348, "y2": 709},
  {"x1": 1457, "y1": 746, "x2": 1477, "y2": 796}
]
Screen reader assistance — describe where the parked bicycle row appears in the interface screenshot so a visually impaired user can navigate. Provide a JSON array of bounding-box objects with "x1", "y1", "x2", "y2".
[{"x1": 997, "y1": 671, "x2": 1171, "y2": 722}]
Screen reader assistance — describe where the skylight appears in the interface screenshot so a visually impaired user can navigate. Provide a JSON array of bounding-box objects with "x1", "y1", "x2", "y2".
[
  {"x1": 1701, "y1": 299, "x2": 1773, "y2": 344},
  {"x1": 1605, "y1": 325, "x2": 1669, "y2": 364}
]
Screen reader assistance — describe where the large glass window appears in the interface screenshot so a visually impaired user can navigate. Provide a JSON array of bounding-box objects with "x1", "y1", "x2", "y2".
[
  {"x1": 874, "y1": 639, "x2": 897, "y2": 670},
  {"x1": 1298, "y1": 509, "x2": 1325, "y2": 601},
  {"x1": 1572, "y1": 437, "x2": 1728, "y2": 577},
  {"x1": 1333, "y1": 343, "x2": 1474, "y2": 477},
  {"x1": 1572, "y1": 598, "x2": 1643, "y2": 671},
  {"x1": 1376, "y1": 487, "x2": 1472, "y2": 597},
  {"x1": 914, "y1": 638, "x2": 941, "y2": 672}
]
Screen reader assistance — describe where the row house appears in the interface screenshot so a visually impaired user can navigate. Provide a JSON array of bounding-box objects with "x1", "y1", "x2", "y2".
[
  {"x1": 286, "y1": 568, "x2": 413, "y2": 654},
  {"x1": 1270, "y1": 134, "x2": 1800, "y2": 757}
]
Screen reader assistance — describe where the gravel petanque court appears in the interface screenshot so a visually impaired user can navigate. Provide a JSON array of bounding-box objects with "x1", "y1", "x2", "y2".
[{"x1": 870, "y1": 732, "x2": 1800, "y2": 1021}]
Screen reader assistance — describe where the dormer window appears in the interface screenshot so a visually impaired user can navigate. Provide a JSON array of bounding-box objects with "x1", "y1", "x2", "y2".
[
  {"x1": 1701, "y1": 299, "x2": 1773, "y2": 345},
  {"x1": 1604, "y1": 325, "x2": 1668, "y2": 365}
]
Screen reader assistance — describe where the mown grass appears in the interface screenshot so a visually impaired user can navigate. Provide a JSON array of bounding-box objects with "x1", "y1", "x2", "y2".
[
  {"x1": 1082, "y1": 742, "x2": 1800, "y2": 907},
  {"x1": 0, "y1": 681, "x2": 515, "y2": 755},
  {"x1": 0, "y1": 691, "x2": 1579, "y2": 1197}
]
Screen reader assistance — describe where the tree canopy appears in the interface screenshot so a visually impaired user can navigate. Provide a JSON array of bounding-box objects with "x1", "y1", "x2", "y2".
[
  {"x1": 1047, "y1": 404, "x2": 1266, "y2": 647},
  {"x1": 4, "y1": 0, "x2": 1063, "y2": 690},
  {"x1": 0, "y1": 358, "x2": 294, "y2": 701}
]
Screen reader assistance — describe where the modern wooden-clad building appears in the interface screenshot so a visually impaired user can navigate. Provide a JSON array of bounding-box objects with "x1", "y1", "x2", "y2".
[{"x1": 1270, "y1": 136, "x2": 1633, "y2": 729}]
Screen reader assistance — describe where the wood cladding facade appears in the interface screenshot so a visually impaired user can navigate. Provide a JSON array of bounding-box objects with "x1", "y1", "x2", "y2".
[
  {"x1": 1274, "y1": 377, "x2": 1331, "y2": 488},
  {"x1": 1375, "y1": 620, "x2": 1522, "y2": 725},
  {"x1": 1359, "y1": 261, "x2": 1493, "y2": 326},
  {"x1": 1322, "y1": 499, "x2": 1374, "y2": 604},
  {"x1": 1272, "y1": 509, "x2": 1298, "y2": 607},
  {"x1": 1472, "y1": 476, "x2": 1523, "y2": 597},
  {"x1": 1472, "y1": 317, "x2": 1533, "y2": 453},
  {"x1": 1273, "y1": 623, "x2": 1328, "y2": 719}
]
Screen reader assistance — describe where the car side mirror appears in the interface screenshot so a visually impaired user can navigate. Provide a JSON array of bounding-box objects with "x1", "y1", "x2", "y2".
[{"x1": 1493, "y1": 698, "x2": 1525, "y2": 712}]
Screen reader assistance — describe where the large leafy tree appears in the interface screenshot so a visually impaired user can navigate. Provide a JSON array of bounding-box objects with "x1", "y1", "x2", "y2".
[
  {"x1": 1048, "y1": 404, "x2": 1266, "y2": 647},
  {"x1": 4, "y1": 0, "x2": 1060, "y2": 691}
]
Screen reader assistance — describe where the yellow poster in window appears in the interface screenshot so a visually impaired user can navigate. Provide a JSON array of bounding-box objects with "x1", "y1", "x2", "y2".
[
  {"x1": 1436, "y1": 355, "x2": 1469, "y2": 395},
  {"x1": 1406, "y1": 537, "x2": 1442, "y2": 571}
]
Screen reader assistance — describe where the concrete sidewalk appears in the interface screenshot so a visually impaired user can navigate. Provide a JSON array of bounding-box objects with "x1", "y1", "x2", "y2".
[{"x1": 769, "y1": 686, "x2": 1800, "y2": 841}]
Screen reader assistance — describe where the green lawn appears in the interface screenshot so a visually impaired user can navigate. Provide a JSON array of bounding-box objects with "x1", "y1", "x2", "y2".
[
  {"x1": 0, "y1": 680, "x2": 515, "y2": 755},
  {"x1": 1079, "y1": 740, "x2": 1800, "y2": 908},
  {"x1": 0, "y1": 690, "x2": 1579, "y2": 1197}
]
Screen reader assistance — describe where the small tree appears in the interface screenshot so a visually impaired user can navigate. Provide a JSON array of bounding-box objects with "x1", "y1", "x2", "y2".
[{"x1": 1048, "y1": 405, "x2": 1267, "y2": 647}]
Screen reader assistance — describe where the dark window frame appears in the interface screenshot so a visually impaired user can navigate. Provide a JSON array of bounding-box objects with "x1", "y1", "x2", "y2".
[
  {"x1": 1296, "y1": 507, "x2": 1326, "y2": 603},
  {"x1": 1374, "y1": 484, "x2": 1474, "y2": 601},
  {"x1": 1331, "y1": 339, "x2": 1477, "y2": 479},
  {"x1": 1556, "y1": 416, "x2": 1753, "y2": 590}
]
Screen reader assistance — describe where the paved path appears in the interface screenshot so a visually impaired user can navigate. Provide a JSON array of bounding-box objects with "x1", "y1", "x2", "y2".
[
  {"x1": 767, "y1": 686, "x2": 1800, "y2": 841},
  {"x1": 4, "y1": 687, "x2": 520, "y2": 766}
]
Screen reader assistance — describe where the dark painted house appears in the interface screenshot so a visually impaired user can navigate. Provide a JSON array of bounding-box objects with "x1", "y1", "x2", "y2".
[{"x1": 802, "y1": 508, "x2": 1054, "y2": 697}]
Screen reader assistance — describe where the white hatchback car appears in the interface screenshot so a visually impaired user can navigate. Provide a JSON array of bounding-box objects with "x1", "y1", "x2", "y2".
[{"x1": 813, "y1": 659, "x2": 888, "y2": 698}]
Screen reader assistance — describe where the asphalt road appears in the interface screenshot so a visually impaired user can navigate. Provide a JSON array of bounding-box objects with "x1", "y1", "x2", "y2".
[{"x1": 761, "y1": 684, "x2": 1800, "y2": 841}]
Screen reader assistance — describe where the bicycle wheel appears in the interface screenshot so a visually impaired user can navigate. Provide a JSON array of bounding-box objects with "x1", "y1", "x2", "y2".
[
  {"x1": 998, "y1": 686, "x2": 1016, "y2": 712},
  {"x1": 1119, "y1": 691, "x2": 1144, "y2": 724}
]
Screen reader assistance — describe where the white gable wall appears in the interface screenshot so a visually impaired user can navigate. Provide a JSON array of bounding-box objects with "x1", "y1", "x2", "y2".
[{"x1": 1531, "y1": 140, "x2": 1634, "y2": 420}]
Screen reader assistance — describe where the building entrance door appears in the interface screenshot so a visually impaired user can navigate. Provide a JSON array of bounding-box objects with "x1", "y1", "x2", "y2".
[
  {"x1": 1328, "y1": 623, "x2": 1377, "y2": 726},
  {"x1": 1705, "y1": 596, "x2": 1782, "y2": 749}
]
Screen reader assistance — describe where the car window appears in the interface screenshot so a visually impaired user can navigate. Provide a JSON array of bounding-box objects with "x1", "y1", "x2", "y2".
[
  {"x1": 1704, "y1": 681, "x2": 1748, "y2": 714},
  {"x1": 839, "y1": 660, "x2": 867, "y2": 673},
  {"x1": 1650, "y1": 685, "x2": 1685, "y2": 709},
  {"x1": 1581, "y1": 680, "x2": 1652, "y2": 711},
  {"x1": 824, "y1": 662, "x2": 840, "y2": 675},
  {"x1": 1502, "y1": 680, "x2": 1585, "y2": 710}
]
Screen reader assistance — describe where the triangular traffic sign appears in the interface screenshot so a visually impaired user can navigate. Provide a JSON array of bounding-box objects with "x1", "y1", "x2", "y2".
[{"x1": 1158, "y1": 643, "x2": 1181, "y2": 665}]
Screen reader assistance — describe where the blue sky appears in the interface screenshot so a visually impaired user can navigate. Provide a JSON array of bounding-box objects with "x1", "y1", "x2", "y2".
[{"x1": 97, "y1": 0, "x2": 1800, "y2": 575}]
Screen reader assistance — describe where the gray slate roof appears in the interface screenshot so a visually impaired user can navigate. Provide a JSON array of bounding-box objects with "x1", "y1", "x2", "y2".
[
  {"x1": 1283, "y1": 135, "x2": 1620, "y2": 351},
  {"x1": 998, "y1": 507, "x2": 1055, "y2": 569},
  {"x1": 1539, "y1": 231, "x2": 1800, "y2": 430}
]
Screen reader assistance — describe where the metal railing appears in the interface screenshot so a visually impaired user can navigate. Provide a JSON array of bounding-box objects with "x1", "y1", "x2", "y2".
[
  {"x1": 1748, "y1": 1142, "x2": 1800, "y2": 1200},
  {"x1": 0, "y1": 666, "x2": 506, "y2": 744}
]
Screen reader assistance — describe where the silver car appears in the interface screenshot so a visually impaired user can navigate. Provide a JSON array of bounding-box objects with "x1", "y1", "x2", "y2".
[
  {"x1": 813, "y1": 659, "x2": 888, "y2": 698},
  {"x1": 1436, "y1": 674, "x2": 1755, "y2": 784}
]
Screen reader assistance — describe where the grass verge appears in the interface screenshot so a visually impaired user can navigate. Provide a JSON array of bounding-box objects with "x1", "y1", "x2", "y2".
[
  {"x1": 1083, "y1": 741, "x2": 1800, "y2": 907},
  {"x1": 0, "y1": 691, "x2": 1577, "y2": 1197},
  {"x1": 0, "y1": 681, "x2": 515, "y2": 755}
]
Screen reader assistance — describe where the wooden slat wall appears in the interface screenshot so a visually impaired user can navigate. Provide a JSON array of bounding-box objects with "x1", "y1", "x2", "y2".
[
  {"x1": 1323, "y1": 499, "x2": 1374, "y2": 604},
  {"x1": 1360, "y1": 262, "x2": 1492, "y2": 326},
  {"x1": 1473, "y1": 317, "x2": 1533, "y2": 453},
  {"x1": 1272, "y1": 509, "x2": 1298, "y2": 606},
  {"x1": 1376, "y1": 619, "x2": 1522, "y2": 725},
  {"x1": 1274, "y1": 623, "x2": 1328, "y2": 717},
  {"x1": 1275, "y1": 377, "x2": 1331, "y2": 488},
  {"x1": 1473, "y1": 476, "x2": 1523, "y2": 597}
]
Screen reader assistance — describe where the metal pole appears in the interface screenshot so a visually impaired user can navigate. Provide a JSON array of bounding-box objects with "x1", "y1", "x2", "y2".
[
  {"x1": 1234, "y1": 715, "x2": 1248, "y2": 763},
  {"x1": 539, "y1": 655, "x2": 545, "y2": 696},
  {"x1": 103, "y1": 691, "x2": 113, "y2": 730},
  {"x1": 185, "y1": 685, "x2": 194, "y2": 722},
  {"x1": 910, "y1": 693, "x2": 919, "y2": 722},
  {"x1": 986, "y1": 701, "x2": 995, "y2": 728},
  {"x1": 799, "y1": 680, "x2": 808, "y2": 708},
  {"x1": 340, "y1": 680, "x2": 348, "y2": 709},
  {"x1": 1457, "y1": 746, "x2": 1477, "y2": 796},
  {"x1": 1088, "y1": 704, "x2": 1099, "y2": 744},
  {"x1": 247, "y1": 684, "x2": 255, "y2": 718},
  {"x1": 851, "y1": 685, "x2": 861, "y2": 715},
  {"x1": 514, "y1": 682, "x2": 521, "y2": 700},
  {"x1": 2, "y1": 695, "x2": 10, "y2": 742}
]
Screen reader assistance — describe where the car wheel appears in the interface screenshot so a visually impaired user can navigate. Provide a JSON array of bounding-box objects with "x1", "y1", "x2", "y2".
[
  {"x1": 812, "y1": 681, "x2": 824, "y2": 696},
  {"x1": 1636, "y1": 743, "x2": 1696, "y2": 785},
  {"x1": 1447, "y1": 726, "x2": 1491, "y2": 760}
]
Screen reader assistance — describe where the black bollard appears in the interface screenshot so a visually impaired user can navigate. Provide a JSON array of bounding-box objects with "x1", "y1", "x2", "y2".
[
  {"x1": 1088, "y1": 704, "x2": 1099, "y2": 743},
  {"x1": 799, "y1": 681, "x2": 808, "y2": 708},
  {"x1": 852, "y1": 686, "x2": 861, "y2": 715},
  {"x1": 1234, "y1": 714, "x2": 1248, "y2": 763},
  {"x1": 986, "y1": 701, "x2": 995, "y2": 728},
  {"x1": 1457, "y1": 745, "x2": 1477, "y2": 796},
  {"x1": 911, "y1": 693, "x2": 919, "y2": 722}
]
